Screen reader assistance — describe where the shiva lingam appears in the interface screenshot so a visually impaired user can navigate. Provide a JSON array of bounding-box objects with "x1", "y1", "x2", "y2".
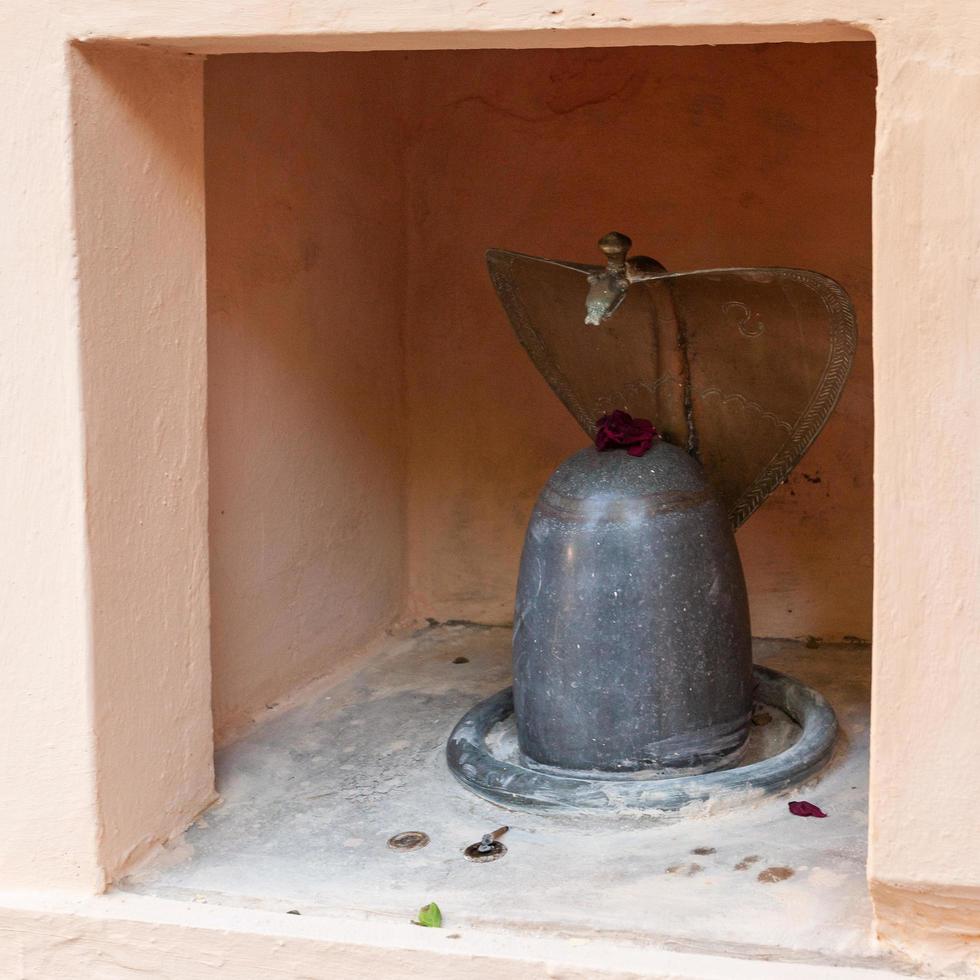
[{"x1": 447, "y1": 233, "x2": 855, "y2": 812}]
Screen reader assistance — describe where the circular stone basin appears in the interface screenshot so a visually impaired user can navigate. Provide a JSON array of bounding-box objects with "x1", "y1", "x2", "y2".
[{"x1": 446, "y1": 666, "x2": 837, "y2": 814}]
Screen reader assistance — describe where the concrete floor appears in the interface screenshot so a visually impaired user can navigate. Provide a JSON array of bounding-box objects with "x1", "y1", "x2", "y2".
[{"x1": 121, "y1": 626, "x2": 914, "y2": 974}]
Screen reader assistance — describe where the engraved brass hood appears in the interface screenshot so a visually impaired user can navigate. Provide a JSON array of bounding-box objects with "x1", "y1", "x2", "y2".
[{"x1": 487, "y1": 233, "x2": 857, "y2": 527}]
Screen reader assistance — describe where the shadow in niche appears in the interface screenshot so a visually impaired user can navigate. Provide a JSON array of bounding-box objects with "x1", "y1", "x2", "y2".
[
  {"x1": 203, "y1": 42, "x2": 875, "y2": 748},
  {"x1": 196, "y1": 48, "x2": 876, "y2": 960}
]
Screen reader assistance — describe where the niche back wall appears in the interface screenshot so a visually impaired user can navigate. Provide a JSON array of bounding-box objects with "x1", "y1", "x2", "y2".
[
  {"x1": 403, "y1": 42, "x2": 875, "y2": 636},
  {"x1": 206, "y1": 42, "x2": 874, "y2": 733}
]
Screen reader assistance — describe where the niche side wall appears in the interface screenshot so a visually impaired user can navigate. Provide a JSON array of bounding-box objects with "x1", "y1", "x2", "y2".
[
  {"x1": 403, "y1": 42, "x2": 875, "y2": 640},
  {"x1": 206, "y1": 54, "x2": 409, "y2": 739}
]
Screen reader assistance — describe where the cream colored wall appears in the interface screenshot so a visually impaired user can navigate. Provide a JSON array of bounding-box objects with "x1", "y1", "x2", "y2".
[
  {"x1": 205, "y1": 55, "x2": 409, "y2": 739},
  {"x1": 868, "y1": 22, "x2": 980, "y2": 953},
  {"x1": 400, "y1": 42, "x2": 875, "y2": 638},
  {"x1": 0, "y1": 34, "x2": 216, "y2": 894},
  {"x1": 0, "y1": 25, "x2": 103, "y2": 892},
  {"x1": 0, "y1": 0, "x2": 977, "y2": 964}
]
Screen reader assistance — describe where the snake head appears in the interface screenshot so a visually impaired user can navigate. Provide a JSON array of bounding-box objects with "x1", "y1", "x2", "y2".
[{"x1": 584, "y1": 233, "x2": 665, "y2": 325}]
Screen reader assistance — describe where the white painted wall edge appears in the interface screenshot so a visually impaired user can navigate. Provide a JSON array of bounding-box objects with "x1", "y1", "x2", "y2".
[{"x1": 0, "y1": 890, "x2": 918, "y2": 980}]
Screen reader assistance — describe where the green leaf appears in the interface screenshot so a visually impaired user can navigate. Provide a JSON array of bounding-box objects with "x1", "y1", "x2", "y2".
[{"x1": 415, "y1": 901, "x2": 442, "y2": 928}]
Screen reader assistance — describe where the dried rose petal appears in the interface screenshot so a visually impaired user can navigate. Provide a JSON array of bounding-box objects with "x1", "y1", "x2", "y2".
[
  {"x1": 594, "y1": 410, "x2": 659, "y2": 458},
  {"x1": 788, "y1": 800, "x2": 827, "y2": 818}
]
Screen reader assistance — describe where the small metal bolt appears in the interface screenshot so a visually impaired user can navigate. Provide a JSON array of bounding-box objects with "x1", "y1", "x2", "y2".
[{"x1": 464, "y1": 825, "x2": 509, "y2": 862}]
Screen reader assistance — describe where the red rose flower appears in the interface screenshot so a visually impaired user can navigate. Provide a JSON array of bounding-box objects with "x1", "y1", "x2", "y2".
[
  {"x1": 594, "y1": 410, "x2": 659, "y2": 457},
  {"x1": 788, "y1": 800, "x2": 827, "y2": 818}
]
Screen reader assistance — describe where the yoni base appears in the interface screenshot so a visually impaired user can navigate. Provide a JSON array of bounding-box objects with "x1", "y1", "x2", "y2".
[{"x1": 446, "y1": 665, "x2": 837, "y2": 814}]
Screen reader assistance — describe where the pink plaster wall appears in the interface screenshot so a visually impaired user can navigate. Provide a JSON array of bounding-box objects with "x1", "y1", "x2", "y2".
[
  {"x1": 401, "y1": 43, "x2": 875, "y2": 636},
  {"x1": 2, "y1": 0, "x2": 977, "y2": 962},
  {"x1": 206, "y1": 55, "x2": 409, "y2": 738},
  {"x1": 72, "y1": 45, "x2": 216, "y2": 882},
  {"x1": 205, "y1": 41, "x2": 874, "y2": 734}
]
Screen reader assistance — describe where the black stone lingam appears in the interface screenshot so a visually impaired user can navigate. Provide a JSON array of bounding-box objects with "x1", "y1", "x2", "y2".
[
  {"x1": 446, "y1": 232, "x2": 854, "y2": 812},
  {"x1": 513, "y1": 442, "x2": 751, "y2": 777}
]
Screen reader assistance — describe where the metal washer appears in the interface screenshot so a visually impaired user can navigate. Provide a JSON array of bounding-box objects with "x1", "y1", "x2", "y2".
[{"x1": 387, "y1": 831, "x2": 430, "y2": 851}]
